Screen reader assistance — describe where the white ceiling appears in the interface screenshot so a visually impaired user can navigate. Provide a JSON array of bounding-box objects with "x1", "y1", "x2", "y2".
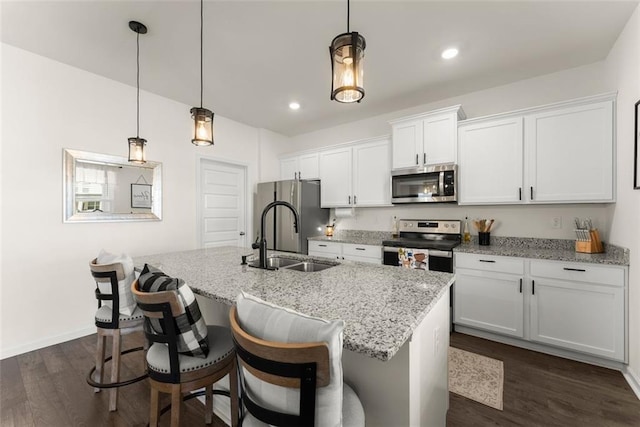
[{"x1": 2, "y1": 1, "x2": 637, "y2": 136}]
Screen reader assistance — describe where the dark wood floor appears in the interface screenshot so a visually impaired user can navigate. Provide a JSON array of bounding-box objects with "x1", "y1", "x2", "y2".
[
  {"x1": 2, "y1": 331, "x2": 639, "y2": 426},
  {"x1": 447, "y1": 332, "x2": 640, "y2": 426}
]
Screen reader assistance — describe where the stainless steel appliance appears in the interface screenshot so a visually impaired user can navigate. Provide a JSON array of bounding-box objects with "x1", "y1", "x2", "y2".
[
  {"x1": 255, "y1": 180, "x2": 329, "y2": 255},
  {"x1": 382, "y1": 219, "x2": 461, "y2": 273},
  {"x1": 391, "y1": 164, "x2": 457, "y2": 203}
]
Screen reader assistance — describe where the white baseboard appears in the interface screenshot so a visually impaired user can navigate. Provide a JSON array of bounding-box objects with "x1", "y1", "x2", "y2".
[
  {"x1": 623, "y1": 366, "x2": 640, "y2": 400},
  {"x1": 0, "y1": 325, "x2": 95, "y2": 360}
]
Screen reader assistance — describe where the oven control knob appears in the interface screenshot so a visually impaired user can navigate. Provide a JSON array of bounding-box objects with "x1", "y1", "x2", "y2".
[{"x1": 444, "y1": 224, "x2": 449, "y2": 228}]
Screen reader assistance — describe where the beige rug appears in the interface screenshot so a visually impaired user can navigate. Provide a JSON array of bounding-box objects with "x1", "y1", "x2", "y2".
[{"x1": 449, "y1": 347, "x2": 504, "y2": 410}]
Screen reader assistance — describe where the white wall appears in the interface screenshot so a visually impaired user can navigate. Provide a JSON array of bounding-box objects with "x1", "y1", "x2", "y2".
[
  {"x1": 257, "y1": 128, "x2": 289, "y2": 183},
  {"x1": 0, "y1": 44, "x2": 264, "y2": 358},
  {"x1": 604, "y1": 4, "x2": 640, "y2": 393}
]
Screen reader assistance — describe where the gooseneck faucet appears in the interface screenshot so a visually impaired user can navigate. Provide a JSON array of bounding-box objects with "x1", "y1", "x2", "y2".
[{"x1": 254, "y1": 201, "x2": 300, "y2": 269}]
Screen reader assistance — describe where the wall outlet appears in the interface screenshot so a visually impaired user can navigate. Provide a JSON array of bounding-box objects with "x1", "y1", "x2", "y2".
[{"x1": 551, "y1": 217, "x2": 562, "y2": 229}]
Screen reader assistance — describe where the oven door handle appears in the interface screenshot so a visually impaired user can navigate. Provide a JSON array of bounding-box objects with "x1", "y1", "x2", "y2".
[
  {"x1": 383, "y1": 246, "x2": 401, "y2": 252},
  {"x1": 428, "y1": 250, "x2": 452, "y2": 258}
]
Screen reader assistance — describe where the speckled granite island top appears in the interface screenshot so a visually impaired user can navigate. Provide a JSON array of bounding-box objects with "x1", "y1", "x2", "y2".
[{"x1": 133, "y1": 246, "x2": 454, "y2": 362}]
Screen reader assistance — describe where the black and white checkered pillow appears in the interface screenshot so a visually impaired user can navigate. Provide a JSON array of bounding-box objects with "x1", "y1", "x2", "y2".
[{"x1": 138, "y1": 264, "x2": 209, "y2": 358}]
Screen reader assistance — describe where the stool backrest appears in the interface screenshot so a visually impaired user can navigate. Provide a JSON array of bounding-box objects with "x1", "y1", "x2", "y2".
[
  {"x1": 89, "y1": 258, "x2": 126, "y2": 329},
  {"x1": 131, "y1": 279, "x2": 185, "y2": 383},
  {"x1": 229, "y1": 306, "x2": 330, "y2": 426}
]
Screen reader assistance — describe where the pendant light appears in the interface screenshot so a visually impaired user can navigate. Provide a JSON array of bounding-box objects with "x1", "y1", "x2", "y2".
[
  {"x1": 190, "y1": 0, "x2": 214, "y2": 146},
  {"x1": 128, "y1": 21, "x2": 147, "y2": 164},
  {"x1": 329, "y1": 0, "x2": 366, "y2": 103}
]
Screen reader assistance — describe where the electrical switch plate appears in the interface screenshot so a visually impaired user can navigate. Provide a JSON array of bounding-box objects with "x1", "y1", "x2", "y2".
[{"x1": 552, "y1": 217, "x2": 562, "y2": 229}]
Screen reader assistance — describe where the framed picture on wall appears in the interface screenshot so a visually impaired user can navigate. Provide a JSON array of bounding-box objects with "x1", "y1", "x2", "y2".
[
  {"x1": 131, "y1": 183, "x2": 152, "y2": 208},
  {"x1": 635, "y1": 100, "x2": 640, "y2": 189}
]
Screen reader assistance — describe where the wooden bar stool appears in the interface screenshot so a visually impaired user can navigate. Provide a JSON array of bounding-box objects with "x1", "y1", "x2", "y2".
[
  {"x1": 132, "y1": 279, "x2": 239, "y2": 427},
  {"x1": 87, "y1": 258, "x2": 147, "y2": 411}
]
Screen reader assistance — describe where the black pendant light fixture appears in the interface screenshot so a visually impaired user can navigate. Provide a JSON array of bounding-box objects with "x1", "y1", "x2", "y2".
[
  {"x1": 128, "y1": 20, "x2": 147, "y2": 164},
  {"x1": 329, "y1": 0, "x2": 366, "y2": 103},
  {"x1": 190, "y1": 0, "x2": 214, "y2": 146}
]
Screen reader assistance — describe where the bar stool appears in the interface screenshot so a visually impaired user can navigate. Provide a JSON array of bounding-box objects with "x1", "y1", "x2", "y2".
[
  {"x1": 132, "y1": 279, "x2": 239, "y2": 427},
  {"x1": 87, "y1": 258, "x2": 147, "y2": 411}
]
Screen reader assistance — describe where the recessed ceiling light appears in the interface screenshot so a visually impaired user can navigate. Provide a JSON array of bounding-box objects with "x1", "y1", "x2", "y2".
[
  {"x1": 441, "y1": 48, "x2": 459, "y2": 60},
  {"x1": 289, "y1": 102, "x2": 301, "y2": 110}
]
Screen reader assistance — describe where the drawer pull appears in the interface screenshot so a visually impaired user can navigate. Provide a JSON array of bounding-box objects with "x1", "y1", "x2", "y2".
[
  {"x1": 318, "y1": 244, "x2": 327, "y2": 247},
  {"x1": 479, "y1": 259, "x2": 496, "y2": 263},
  {"x1": 355, "y1": 247, "x2": 366, "y2": 251},
  {"x1": 563, "y1": 267, "x2": 586, "y2": 272}
]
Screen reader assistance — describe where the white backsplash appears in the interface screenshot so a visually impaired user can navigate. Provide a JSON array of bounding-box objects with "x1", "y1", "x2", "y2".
[{"x1": 331, "y1": 203, "x2": 614, "y2": 242}]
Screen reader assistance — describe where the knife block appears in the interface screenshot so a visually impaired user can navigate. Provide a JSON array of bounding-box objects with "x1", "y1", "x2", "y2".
[{"x1": 575, "y1": 229, "x2": 604, "y2": 253}]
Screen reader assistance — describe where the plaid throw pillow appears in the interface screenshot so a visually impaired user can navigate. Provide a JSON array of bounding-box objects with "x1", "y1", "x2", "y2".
[{"x1": 138, "y1": 264, "x2": 209, "y2": 358}]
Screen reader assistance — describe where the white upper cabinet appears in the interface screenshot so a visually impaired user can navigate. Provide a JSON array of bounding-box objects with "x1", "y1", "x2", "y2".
[
  {"x1": 458, "y1": 117, "x2": 524, "y2": 204},
  {"x1": 390, "y1": 105, "x2": 465, "y2": 169},
  {"x1": 526, "y1": 100, "x2": 614, "y2": 203},
  {"x1": 458, "y1": 93, "x2": 615, "y2": 205},
  {"x1": 279, "y1": 152, "x2": 320, "y2": 180},
  {"x1": 319, "y1": 137, "x2": 391, "y2": 208},
  {"x1": 319, "y1": 147, "x2": 352, "y2": 207}
]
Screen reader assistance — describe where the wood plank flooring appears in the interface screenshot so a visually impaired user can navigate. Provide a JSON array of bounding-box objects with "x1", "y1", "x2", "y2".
[
  {"x1": 447, "y1": 332, "x2": 640, "y2": 426},
  {"x1": 2, "y1": 331, "x2": 639, "y2": 426}
]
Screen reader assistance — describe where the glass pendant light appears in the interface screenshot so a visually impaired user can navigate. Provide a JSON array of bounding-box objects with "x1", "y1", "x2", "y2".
[
  {"x1": 329, "y1": 0, "x2": 366, "y2": 103},
  {"x1": 191, "y1": 0, "x2": 214, "y2": 146},
  {"x1": 128, "y1": 21, "x2": 148, "y2": 164}
]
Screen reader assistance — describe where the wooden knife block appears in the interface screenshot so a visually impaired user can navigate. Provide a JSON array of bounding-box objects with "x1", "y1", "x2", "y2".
[{"x1": 575, "y1": 229, "x2": 604, "y2": 253}]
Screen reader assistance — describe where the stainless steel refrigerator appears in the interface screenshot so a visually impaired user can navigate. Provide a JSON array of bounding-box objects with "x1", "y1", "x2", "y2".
[{"x1": 255, "y1": 180, "x2": 329, "y2": 254}]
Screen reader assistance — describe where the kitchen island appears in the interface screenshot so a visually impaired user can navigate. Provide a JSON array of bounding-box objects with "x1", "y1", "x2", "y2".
[{"x1": 134, "y1": 246, "x2": 454, "y2": 426}]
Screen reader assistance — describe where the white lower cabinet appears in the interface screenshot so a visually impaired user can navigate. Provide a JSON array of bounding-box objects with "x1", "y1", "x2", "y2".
[
  {"x1": 529, "y1": 260, "x2": 625, "y2": 361},
  {"x1": 454, "y1": 254, "x2": 524, "y2": 338},
  {"x1": 454, "y1": 253, "x2": 627, "y2": 362},
  {"x1": 308, "y1": 240, "x2": 381, "y2": 264}
]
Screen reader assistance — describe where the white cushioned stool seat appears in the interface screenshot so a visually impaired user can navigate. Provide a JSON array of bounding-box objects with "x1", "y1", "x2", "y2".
[
  {"x1": 241, "y1": 382, "x2": 365, "y2": 427},
  {"x1": 95, "y1": 305, "x2": 144, "y2": 324},
  {"x1": 146, "y1": 325, "x2": 235, "y2": 374}
]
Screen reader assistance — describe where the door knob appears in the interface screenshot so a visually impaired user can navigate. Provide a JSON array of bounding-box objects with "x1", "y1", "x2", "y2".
[{"x1": 239, "y1": 231, "x2": 245, "y2": 236}]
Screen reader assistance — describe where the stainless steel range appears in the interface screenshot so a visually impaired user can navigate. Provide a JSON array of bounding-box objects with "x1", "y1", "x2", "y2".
[{"x1": 382, "y1": 219, "x2": 461, "y2": 273}]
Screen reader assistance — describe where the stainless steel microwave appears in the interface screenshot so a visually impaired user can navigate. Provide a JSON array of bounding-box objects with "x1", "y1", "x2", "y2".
[{"x1": 391, "y1": 164, "x2": 457, "y2": 203}]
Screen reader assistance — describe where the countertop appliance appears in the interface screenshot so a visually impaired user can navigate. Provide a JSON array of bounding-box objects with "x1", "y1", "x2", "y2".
[
  {"x1": 391, "y1": 163, "x2": 457, "y2": 204},
  {"x1": 255, "y1": 180, "x2": 329, "y2": 255},
  {"x1": 382, "y1": 219, "x2": 461, "y2": 273}
]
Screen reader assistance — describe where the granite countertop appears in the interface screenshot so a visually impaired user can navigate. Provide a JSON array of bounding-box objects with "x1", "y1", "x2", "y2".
[
  {"x1": 310, "y1": 230, "x2": 629, "y2": 267},
  {"x1": 133, "y1": 246, "x2": 454, "y2": 362},
  {"x1": 454, "y1": 236, "x2": 629, "y2": 266}
]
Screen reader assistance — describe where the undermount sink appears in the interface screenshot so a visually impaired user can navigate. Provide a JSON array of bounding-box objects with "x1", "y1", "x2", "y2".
[
  {"x1": 283, "y1": 261, "x2": 335, "y2": 272},
  {"x1": 248, "y1": 256, "x2": 337, "y2": 272},
  {"x1": 249, "y1": 256, "x2": 300, "y2": 269}
]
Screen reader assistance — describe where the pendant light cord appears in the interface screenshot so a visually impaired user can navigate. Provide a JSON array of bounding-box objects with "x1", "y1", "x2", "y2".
[
  {"x1": 347, "y1": 0, "x2": 350, "y2": 32},
  {"x1": 200, "y1": 0, "x2": 204, "y2": 108},
  {"x1": 136, "y1": 29, "x2": 140, "y2": 138}
]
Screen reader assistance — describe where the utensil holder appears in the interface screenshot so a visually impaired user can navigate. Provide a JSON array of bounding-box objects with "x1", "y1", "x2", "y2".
[
  {"x1": 575, "y1": 229, "x2": 604, "y2": 253},
  {"x1": 478, "y1": 232, "x2": 490, "y2": 246}
]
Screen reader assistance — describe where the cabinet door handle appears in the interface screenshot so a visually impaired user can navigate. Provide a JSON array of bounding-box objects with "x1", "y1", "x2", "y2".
[
  {"x1": 530, "y1": 186, "x2": 534, "y2": 200},
  {"x1": 532, "y1": 279, "x2": 535, "y2": 295},
  {"x1": 563, "y1": 267, "x2": 586, "y2": 272},
  {"x1": 298, "y1": 171, "x2": 302, "y2": 179},
  {"x1": 416, "y1": 154, "x2": 419, "y2": 165},
  {"x1": 519, "y1": 278, "x2": 522, "y2": 293},
  {"x1": 355, "y1": 247, "x2": 366, "y2": 251},
  {"x1": 423, "y1": 153, "x2": 427, "y2": 164},
  {"x1": 348, "y1": 195, "x2": 351, "y2": 204},
  {"x1": 318, "y1": 244, "x2": 327, "y2": 247},
  {"x1": 354, "y1": 195, "x2": 357, "y2": 205},
  {"x1": 519, "y1": 187, "x2": 522, "y2": 201},
  {"x1": 479, "y1": 259, "x2": 496, "y2": 263}
]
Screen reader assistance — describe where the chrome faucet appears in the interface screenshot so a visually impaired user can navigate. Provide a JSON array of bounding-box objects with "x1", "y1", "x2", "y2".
[{"x1": 253, "y1": 201, "x2": 300, "y2": 269}]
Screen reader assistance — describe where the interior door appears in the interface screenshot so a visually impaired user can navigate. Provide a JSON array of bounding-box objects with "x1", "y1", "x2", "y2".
[{"x1": 199, "y1": 158, "x2": 247, "y2": 248}]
